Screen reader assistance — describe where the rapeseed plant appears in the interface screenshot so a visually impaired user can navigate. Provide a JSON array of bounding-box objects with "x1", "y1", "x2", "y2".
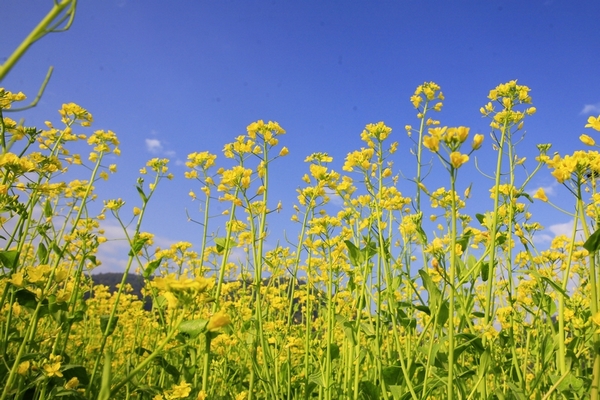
[{"x1": 4, "y1": 25, "x2": 600, "y2": 398}]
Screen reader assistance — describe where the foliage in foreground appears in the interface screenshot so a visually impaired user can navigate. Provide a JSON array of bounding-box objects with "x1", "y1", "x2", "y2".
[{"x1": 2, "y1": 81, "x2": 600, "y2": 400}]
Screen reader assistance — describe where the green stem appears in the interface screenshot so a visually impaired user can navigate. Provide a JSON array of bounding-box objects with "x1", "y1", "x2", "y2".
[{"x1": 0, "y1": 1, "x2": 76, "y2": 82}]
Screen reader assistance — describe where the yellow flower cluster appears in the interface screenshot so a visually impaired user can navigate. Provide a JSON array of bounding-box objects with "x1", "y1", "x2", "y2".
[
  {"x1": 360, "y1": 121, "x2": 392, "y2": 147},
  {"x1": 422, "y1": 126, "x2": 481, "y2": 169},
  {"x1": 480, "y1": 80, "x2": 536, "y2": 130},
  {"x1": 544, "y1": 150, "x2": 600, "y2": 184},
  {"x1": 0, "y1": 88, "x2": 26, "y2": 109}
]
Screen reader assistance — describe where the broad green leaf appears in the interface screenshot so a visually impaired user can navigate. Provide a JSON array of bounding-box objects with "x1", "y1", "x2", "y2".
[
  {"x1": 308, "y1": 370, "x2": 324, "y2": 388},
  {"x1": 584, "y1": 228, "x2": 600, "y2": 253},
  {"x1": 153, "y1": 356, "x2": 180, "y2": 380},
  {"x1": 100, "y1": 315, "x2": 119, "y2": 337},
  {"x1": 359, "y1": 380, "x2": 380, "y2": 400},
  {"x1": 0, "y1": 250, "x2": 20, "y2": 270},
  {"x1": 43, "y1": 199, "x2": 53, "y2": 217},
  {"x1": 215, "y1": 237, "x2": 236, "y2": 254},
  {"x1": 327, "y1": 343, "x2": 340, "y2": 360},
  {"x1": 517, "y1": 191, "x2": 533, "y2": 203},
  {"x1": 128, "y1": 236, "x2": 148, "y2": 257},
  {"x1": 344, "y1": 240, "x2": 360, "y2": 266},
  {"x1": 419, "y1": 269, "x2": 441, "y2": 310},
  {"x1": 475, "y1": 213, "x2": 485, "y2": 224},
  {"x1": 15, "y1": 289, "x2": 38, "y2": 309},
  {"x1": 481, "y1": 262, "x2": 489, "y2": 282},
  {"x1": 456, "y1": 231, "x2": 472, "y2": 253},
  {"x1": 178, "y1": 318, "x2": 208, "y2": 339},
  {"x1": 62, "y1": 364, "x2": 90, "y2": 385},
  {"x1": 143, "y1": 257, "x2": 163, "y2": 279},
  {"x1": 136, "y1": 184, "x2": 148, "y2": 203},
  {"x1": 97, "y1": 352, "x2": 112, "y2": 400},
  {"x1": 382, "y1": 366, "x2": 403, "y2": 385},
  {"x1": 37, "y1": 242, "x2": 48, "y2": 263}
]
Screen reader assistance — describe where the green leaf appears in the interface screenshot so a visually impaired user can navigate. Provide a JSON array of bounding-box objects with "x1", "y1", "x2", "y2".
[
  {"x1": 0, "y1": 250, "x2": 20, "y2": 270},
  {"x1": 178, "y1": 318, "x2": 208, "y2": 339},
  {"x1": 143, "y1": 257, "x2": 163, "y2": 279},
  {"x1": 382, "y1": 366, "x2": 403, "y2": 385},
  {"x1": 136, "y1": 184, "x2": 148, "y2": 203},
  {"x1": 481, "y1": 262, "x2": 489, "y2": 282},
  {"x1": 308, "y1": 370, "x2": 324, "y2": 388},
  {"x1": 419, "y1": 269, "x2": 441, "y2": 309},
  {"x1": 97, "y1": 352, "x2": 112, "y2": 400},
  {"x1": 328, "y1": 343, "x2": 340, "y2": 360},
  {"x1": 584, "y1": 228, "x2": 600, "y2": 253},
  {"x1": 540, "y1": 276, "x2": 569, "y2": 298},
  {"x1": 37, "y1": 243, "x2": 48, "y2": 264},
  {"x1": 62, "y1": 364, "x2": 90, "y2": 385},
  {"x1": 341, "y1": 321, "x2": 357, "y2": 346},
  {"x1": 15, "y1": 289, "x2": 39, "y2": 309},
  {"x1": 456, "y1": 231, "x2": 472, "y2": 253},
  {"x1": 135, "y1": 347, "x2": 151, "y2": 356},
  {"x1": 128, "y1": 236, "x2": 148, "y2": 257},
  {"x1": 153, "y1": 356, "x2": 180, "y2": 380},
  {"x1": 100, "y1": 315, "x2": 119, "y2": 337},
  {"x1": 359, "y1": 380, "x2": 380, "y2": 400},
  {"x1": 475, "y1": 213, "x2": 485, "y2": 224},
  {"x1": 517, "y1": 191, "x2": 533, "y2": 203},
  {"x1": 344, "y1": 240, "x2": 361, "y2": 266},
  {"x1": 215, "y1": 237, "x2": 236, "y2": 254},
  {"x1": 43, "y1": 199, "x2": 53, "y2": 217}
]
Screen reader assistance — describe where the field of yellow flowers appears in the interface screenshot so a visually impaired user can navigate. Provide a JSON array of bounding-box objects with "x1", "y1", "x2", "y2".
[
  {"x1": 4, "y1": 3, "x2": 600, "y2": 400},
  {"x1": 2, "y1": 79, "x2": 600, "y2": 400}
]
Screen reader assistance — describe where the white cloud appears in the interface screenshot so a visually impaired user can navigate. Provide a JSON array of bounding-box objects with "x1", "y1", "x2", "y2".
[
  {"x1": 324, "y1": 187, "x2": 344, "y2": 206},
  {"x1": 145, "y1": 138, "x2": 163, "y2": 154},
  {"x1": 547, "y1": 219, "x2": 585, "y2": 241},
  {"x1": 580, "y1": 103, "x2": 600, "y2": 115},
  {"x1": 532, "y1": 218, "x2": 587, "y2": 245}
]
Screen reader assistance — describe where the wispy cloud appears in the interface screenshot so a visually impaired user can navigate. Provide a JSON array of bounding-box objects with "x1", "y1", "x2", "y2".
[
  {"x1": 93, "y1": 218, "x2": 179, "y2": 273},
  {"x1": 532, "y1": 218, "x2": 586, "y2": 245},
  {"x1": 145, "y1": 138, "x2": 163, "y2": 154},
  {"x1": 580, "y1": 103, "x2": 600, "y2": 115}
]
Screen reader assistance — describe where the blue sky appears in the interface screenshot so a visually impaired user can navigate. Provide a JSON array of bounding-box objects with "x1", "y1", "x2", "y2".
[{"x1": 3, "y1": 1, "x2": 600, "y2": 272}]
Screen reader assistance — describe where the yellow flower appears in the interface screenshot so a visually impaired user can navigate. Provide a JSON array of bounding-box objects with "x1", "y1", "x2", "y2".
[
  {"x1": 472, "y1": 134, "x2": 484, "y2": 150},
  {"x1": 207, "y1": 311, "x2": 231, "y2": 332},
  {"x1": 168, "y1": 381, "x2": 191, "y2": 399},
  {"x1": 17, "y1": 361, "x2": 30, "y2": 376},
  {"x1": 65, "y1": 377, "x2": 79, "y2": 390},
  {"x1": 449, "y1": 152, "x2": 469, "y2": 168},
  {"x1": 580, "y1": 134, "x2": 595, "y2": 146},
  {"x1": 586, "y1": 115, "x2": 600, "y2": 132},
  {"x1": 278, "y1": 146, "x2": 289, "y2": 157},
  {"x1": 533, "y1": 187, "x2": 548, "y2": 202},
  {"x1": 592, "y1": 312, "x2": 600, "y2": 330},
  {"x1": 9, "y1": 272, "x2": 24, "y2": 287},
  {"x1": 43, "y1": 362, "x2": 63, "y2": 378},
  {"x1": 423, "y1": 135, "x2": 440, "y2": 152}
]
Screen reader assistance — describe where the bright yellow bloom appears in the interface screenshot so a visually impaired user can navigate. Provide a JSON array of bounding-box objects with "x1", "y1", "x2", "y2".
[
  {"x1": 449, "y1": 152, "x2": 469, "y2": 168},
  {"x1": 65, "y1": 377, "x2": 79, "y2": 390},
  {"x1": 581, "y1": 134, "x2": 596, "y2": 146},
  {"x1": 472, "y1": 134, "x2": 484, "y2": 150},
  {"x1": 423, "y1": 135, "x2": 440, "y2": 152},
  {"x1": 279, "y1": 146, "x2": 289, "y2": 156},
  {"x1": 586, "y1": 115, "x2": 600, "y2": 131},
  {"x1": 533, "y1": 188, "x2": 548, "y2": 202},
  {"x1": 17, "y1": 361, "x2": 30, "y2": 376},
  {"x1": 43, "y1": 362, "x2": 63, "y2": 378},
  {"x1": 207, "y1": 311, "x2": 231, "y2": 332}
]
